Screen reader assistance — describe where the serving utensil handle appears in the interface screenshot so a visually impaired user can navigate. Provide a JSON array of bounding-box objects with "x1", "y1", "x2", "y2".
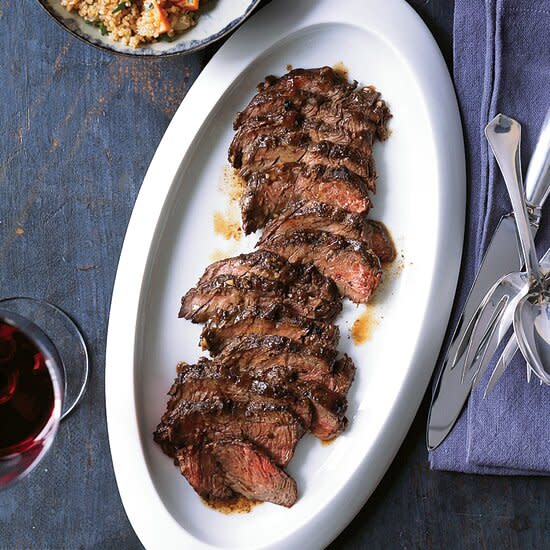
[{"x1": 485, "y1": 114, "x2": 543, "y2": 287}]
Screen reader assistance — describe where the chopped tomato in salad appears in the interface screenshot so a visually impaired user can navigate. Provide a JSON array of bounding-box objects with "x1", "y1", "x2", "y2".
[
  {"x1": 152, "y1": 0, "x2": 200, "y2": 34},
  {"x1": 170, "y1": 0, "x2": 200, "y2": 10}
]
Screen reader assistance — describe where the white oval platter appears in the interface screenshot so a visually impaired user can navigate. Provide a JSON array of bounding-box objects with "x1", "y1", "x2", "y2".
[{"x1": 106, "y1": 0, "x2": 465, "y2": 548}]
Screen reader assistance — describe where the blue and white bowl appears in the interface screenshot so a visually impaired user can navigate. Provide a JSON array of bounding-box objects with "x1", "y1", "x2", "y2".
[{"x1": 37, "y1": 0, "x2": 261, "y2": 57}]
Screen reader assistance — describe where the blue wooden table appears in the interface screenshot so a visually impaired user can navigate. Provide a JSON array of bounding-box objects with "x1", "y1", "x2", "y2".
[{"x1": 1, "y1": 1, "x2": 549, "y2": 548}]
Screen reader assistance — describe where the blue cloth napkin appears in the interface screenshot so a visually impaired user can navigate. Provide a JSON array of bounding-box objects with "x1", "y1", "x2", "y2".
[{"x1": 429, "y1": 0, "x2": 550, "y2": 474}]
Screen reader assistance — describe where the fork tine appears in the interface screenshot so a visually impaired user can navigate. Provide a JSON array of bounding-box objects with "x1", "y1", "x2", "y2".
[
  {"x1": 450, "y1": 309, "x2": 481, "y2": 371},
  {"x1": 484, "y1": 334, "x2": 518, "y2": 397},
  {"x1": 472, "y1": 315, "x2": 507, "y2": 389},
  {"x1": 451, "y1": 280, "x2": 503, "y2": 370},
  {"x1": 461, "y1": 296, "x2": 508, "y2": 383}
]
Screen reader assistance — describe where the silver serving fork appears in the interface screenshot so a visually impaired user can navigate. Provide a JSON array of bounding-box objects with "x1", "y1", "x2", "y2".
[{"x1": 457, "y1": 110, "x2": 550, "y2": 392}]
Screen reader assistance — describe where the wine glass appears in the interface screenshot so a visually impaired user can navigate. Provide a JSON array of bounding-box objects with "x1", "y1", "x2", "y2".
[{"x1": 0, "y1": 297, "x2": 89, "y2": 487}]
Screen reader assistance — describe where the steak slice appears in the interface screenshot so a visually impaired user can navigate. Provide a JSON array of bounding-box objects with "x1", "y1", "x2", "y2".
[
  {"x1": 300, "y1": 384, "x2": 348, "y2": 440},
  {"x1": 241, "y1": 163, "x2": 371, "y2": 234},
  {"x1": 169, "y1": 360, "x2": 313, "y2": 430},
  {"x1": 236, "y1": 71, "x2": 388, "y2": 135},
  {"x1": 259, "y1": 201, "x2": 396, "y2": 263},
  {"x1": 197, "y1": 250, "x2": 296, "y2": 286},
  {"x1": 209, "y1": 440, "x2": 297, "y2": 507},
  {"x1": 215, "y1": 334, "x2": 356, "y2": 397},
  {"x1": 233, "y1": 67, "x2": 356, "y2": 130},
  {"x1": 361, "y1": 220, "x2": 397, "y2": 263},
  {"x1": 180, "y1": 270, "x2": 340, "y2": 323},
  {"x1": 232, "y1": 96, "x2": 384, "y2": 175},
  {"x1": 155, "y1": 399, "x2": 303, "y2": 466},
  {"x1": 301, "y1": 141, "x2": 374, "y2": 180},
  {"x1": 229, "y1": 128, "x2": 309, "y2": 171},
  {"x1": 193, "y1": 251, "x2": 341, "y2": 319},
  {"x1": 259, "y1": 229, "x2": 382, "y2": 303},
  {"x1": 180, "y1": 274, "x2": 285, "y2": 322},
  {"x1": 233, "y1": 89, "x2": 313, "y2": 131},
  {"x1": 231, "y1": 127, "x2": 375, "y2": 191},
  {"x1": 304, "y1": 86, "x2": 391, "y2": 143},
  {"x1": 175, "y1": 447, "x2": 234, "y2": 501},
  {"x1": 258, "y1": 67, "x2": 356, "y2": 101},
  {"x1": 255, "y1": 83, "x2": 388, "y2": 137},
  {"x1": 331, "y1": 355, "x2": 357, "y2": 395},
  {"x1": 201, "y1": 305, "x2": 339, "y2": 357},
  {"x1": 230, "y1": 124, "x2": 375, "y2": 181},
  {"x1": 184, "y1": 361, "x2": 346, "y2": 441},
  {"x1": 176, "y1": 441, "x2": 298, "y2": 507},
  {"x1": 212, "y1": 336, "x2": 350, "y2": 440}
]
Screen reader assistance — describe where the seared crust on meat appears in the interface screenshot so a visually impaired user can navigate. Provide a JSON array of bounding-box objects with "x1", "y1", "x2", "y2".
[
  {"x1": 181, "y1": 258, "x2": 341, "y2": 322},
  {"x1": 259, "y1": 201, "x2": 396, "y2": 263},
  {"x1": 240, "y1": 163, "x2": 371, "y2": 234},
  {"x1": 155, "y1": 398, "x2": 303, "y2": 467},
  {"x1": 259, "y1": 229, "x2": 383, "y2": 303},
  {"x1": 201, "y1": 304, "x2": 339, "y2": 357}
]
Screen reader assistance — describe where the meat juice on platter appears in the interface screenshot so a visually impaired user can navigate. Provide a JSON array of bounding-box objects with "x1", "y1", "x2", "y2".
[
  {"x1": 0, "y1": 321, "x2": 55, "y2": 456},
  {"x1": 154, "y1": 67, "x2": 395, "y2": 510}
]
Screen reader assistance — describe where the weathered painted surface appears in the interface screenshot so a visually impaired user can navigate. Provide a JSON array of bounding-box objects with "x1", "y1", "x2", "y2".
[{"x1": 0, "y1": 1, "x2": 548, "y2": 548}]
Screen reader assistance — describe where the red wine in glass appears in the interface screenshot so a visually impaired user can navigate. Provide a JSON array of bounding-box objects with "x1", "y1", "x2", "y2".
[
  {"x1": 0, "y1": 321, "x2": 56, "y2": 447},
  {"x1": 0, "y1": 299, "x2": 88, "y2": 488}
]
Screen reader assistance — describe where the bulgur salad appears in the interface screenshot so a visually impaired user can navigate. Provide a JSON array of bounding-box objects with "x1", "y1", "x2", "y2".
[{"x1": 60, "y1": 0, "x2": 203, "y2": 48}]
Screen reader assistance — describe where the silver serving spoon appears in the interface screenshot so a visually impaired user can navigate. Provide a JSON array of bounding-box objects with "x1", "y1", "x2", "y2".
[{"x1": 485, "y1": 114, "x2": 549, "y2": 378}]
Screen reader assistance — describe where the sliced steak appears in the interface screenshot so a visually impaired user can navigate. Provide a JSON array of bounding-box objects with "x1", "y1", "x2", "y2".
[
  {"x1": 258, "y1": 67, "x2": 356, "y2": 100},
  {"x1": 216, "y1": 335, "x2": 354, "y2": 397},
  {"x1": 259, "y1": 229, "x2": 382, "y2": 303},
  {"x1": 234, "y1": 67, "x2": 356, "y2": 129},
  {"x1": 241, "y1": 163, "x2": 371, "y2": 234},
  {"x1": 216, "y1": 336, "x2": 354, "y2": 439},
  {"x1": 230, "y1": 125, "x2": 375, "y2": 182},
  {"x1": 209, "y1": 440, "x2": 297, "y2": 507},
  {"x1": 229, "y1": 128, "x2": 309, "y2": 171},
  {"x1": 306, "y1": 86, "x2": 391, "y2": 142},
  {"x1": 237, "y1": 73, "x2": 388, "y2": 138},
  {"x1": 301, "y1": 141, "x2": 374, "y2": 180},
  {"x1": 175, "y1": 447, "x2": 234, "y2": 501},
  {"x1": 233, "y1": 72, "x2": 390, "y2": 172},
  {"x1": 361, "y1": 220, "x2": 396, "y2": 263},
  {"x1": 234, "y1": 87, "x2": 319, "y2": 131},
  {"x1": 176, "y1": 440, "x2": 298, "y2": 507},
  {"x1": 259, "y1": 201, "x2": 396, "y2": 263},
  {"x1": 155, "y1": 399, "x2": 303, "y2": 466},
  {"x1": 201, "y1": 305, "x2": 339, "y2": 357},
  {"x1": 197, "y1": 250, "x2": 296, "y2": 286},
  {"x1": 180, "y1": 270, "x2": 340, "y2": 323},
  {"x1": 211, "y1": 336, "x2": 349, "y2": 440},
  {"x1": 300, "y1": 384, "x2": 347, "y2": 440},
  {"x1": 216, "y1": 334, "x2": 337, "y2": 387},
  {"x1": 232, "y1": 100, "x2": 384, "y2": 176},
  {"x1": 180, "y1": 274, "x2": 285, "y2": 322},
  {"x1": 331, "y1": 355, "x2": 357, "y2": 395},
  {"x1": 193, "y1": 251, "x2": 341, "y2": 320},
  {"x1": 168, "y1": 360, "x2": 313, "y2": 430}
]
